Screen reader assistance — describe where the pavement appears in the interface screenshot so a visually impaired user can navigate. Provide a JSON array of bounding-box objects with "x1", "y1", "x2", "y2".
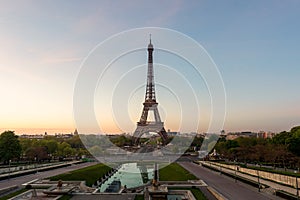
[
  {"x1": 179, "y1": 162, "x2": 284, "y2": 200},
  {"x1": 0, "y1": 162, "x2": 95, "y2": 189},
  {"x1": 0, "y1": 161, "x2": 82, "y2": 180}
]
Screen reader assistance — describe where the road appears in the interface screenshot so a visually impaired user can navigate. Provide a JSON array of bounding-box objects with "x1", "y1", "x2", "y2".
[
  {"x1": 180, "y1": 162, "x2": 283, "y2": 200},
  {"x1": 0, "y1": 162, "x2": 95, "y2": 189}
]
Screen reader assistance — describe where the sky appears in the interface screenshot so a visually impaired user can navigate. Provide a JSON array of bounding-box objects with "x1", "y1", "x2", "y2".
[{"x1": 0, "y1": 0, "x2": 300, "y2": 134}]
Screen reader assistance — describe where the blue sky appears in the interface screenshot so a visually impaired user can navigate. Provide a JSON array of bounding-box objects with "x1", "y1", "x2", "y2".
[{"x1": 0, "y1": 0, "x2": 299, "y2": 134}]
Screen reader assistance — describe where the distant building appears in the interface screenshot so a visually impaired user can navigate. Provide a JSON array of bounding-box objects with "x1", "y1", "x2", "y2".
[
  {"x1": 20, "y1": 131, "x2": 75, "y2": 140},
  {"x1": 267, "y1": 132, "x2": 276, "y2": 138},
  {"x1": 226, "y1": 131, "x2": 257, "y2": 140},
  {"x1": 257, "y1": 131, "x2": 265, "y2": 139},
  {"x1": 196, "y1": 133, "x2": 205, "y2": 138},
  {"x1": 220, "y1": 130, "x2": 227, "y2": 139},
  {"x1": 256, "y1": 131, "x2": 276, "y2": 139},
  {"x1": 54, "y1": 133, "x2": 73, "y2": 138},
  {"x1": 167, "y1": 129, "x2": 177, "y2": 136},
  {"x1": 19, "y1": 134, "x2": 44, "y2": 139}
]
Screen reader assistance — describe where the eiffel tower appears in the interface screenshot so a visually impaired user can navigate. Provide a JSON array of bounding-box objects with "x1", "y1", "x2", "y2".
[{"x1": 133, "y1": 37, "x2": 168, "y2": 145}]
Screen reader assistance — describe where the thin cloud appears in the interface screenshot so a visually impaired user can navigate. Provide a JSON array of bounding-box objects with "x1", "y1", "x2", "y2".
[
  {"x1": 41, "y1": 56, "x2": 82, "y2": 64},
  {"x1": 145, "y1": 0, "x2": 184, "y2": 26}
]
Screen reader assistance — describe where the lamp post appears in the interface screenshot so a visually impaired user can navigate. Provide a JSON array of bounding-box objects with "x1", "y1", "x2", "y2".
[
  {"x1": 34, "y1": 157, "x2": 37, "y2": 173},
  {"x1": 234, "y1": 160, "x2": 237, "y2": 183},
  {"x1": 296, "y1": 176, "x2": 299, "y2": 200},
  {"x1": 8, "y1": 160, "x2": 11, "y2": 180},
  {"x1": 295, "y1": 168, "x2": 299, "y2": 200},
  {"x1": 257, "y1": 170, "x2": 261, "y2": 192}
]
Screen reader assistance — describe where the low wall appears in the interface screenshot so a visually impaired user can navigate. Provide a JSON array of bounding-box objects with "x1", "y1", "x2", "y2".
[{"x1": 206, "y1": 161, "x2": 299, "y2": 188}]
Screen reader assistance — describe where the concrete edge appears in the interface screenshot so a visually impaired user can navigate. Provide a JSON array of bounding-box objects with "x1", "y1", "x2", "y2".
[
  {"x1": 7, "y1": 189, "x2": 63, "y2": 200},
  {"x1": 22, "y1": 179, "x2": 39, "y2": 186},
  {"x1": 207, "y1": 186, "x2": 228, "y2": 200},
  {"x1": 0, "y1": 185, "x2": 18, "y2": 196}
]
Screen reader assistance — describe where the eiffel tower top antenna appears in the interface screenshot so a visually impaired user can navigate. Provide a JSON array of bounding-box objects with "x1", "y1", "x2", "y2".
[{"x1": 145, "y1": 34, "x2": 155, "y2": 102}]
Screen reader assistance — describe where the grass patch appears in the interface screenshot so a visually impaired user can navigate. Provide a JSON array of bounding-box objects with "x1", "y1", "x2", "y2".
[
  {"x1": 170, "y1": 188, "x2": 207, "y2": 200},
  {"x1": 49, "y1": 163, "x2": 111, "y2": 186},
  {"x1": 58, "y1": 194, "x2": 73, "y2": 200},
  {"x1": 134, "y1": 188, "x2": 207, "y2": 200},
  {"x1": 0, "y1": 188, "x2": 27, "y2": 200},
  {"x1": 159, "y1": 163, "x2": 197, "y2": 181},
  {"x1": 190, "y1": 188, "x2": 208, "y2": 200},
  {"x1": 134, "y1": 194, "x2": 144, "y2": 200}
]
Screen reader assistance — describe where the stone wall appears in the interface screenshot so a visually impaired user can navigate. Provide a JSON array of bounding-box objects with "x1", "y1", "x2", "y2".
[{"x1": 206, "y1": 161, "x2": 299, "y2": 188}]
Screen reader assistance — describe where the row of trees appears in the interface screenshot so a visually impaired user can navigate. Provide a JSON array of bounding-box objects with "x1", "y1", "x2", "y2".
[
  {"x1": 1, "y1": 125, "x2": 300, "y2": 168},
  {"x1": 0, "y1": 131, "x2": 89, "y2": 165},
  {"x1": 214, "y1": 126, "x2": 300, "y2": 169}
]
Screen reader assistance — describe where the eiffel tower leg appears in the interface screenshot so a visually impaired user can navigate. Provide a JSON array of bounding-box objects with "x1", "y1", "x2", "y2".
[
  {"x1": 158, "y1": 127, "x2": 168, "y2": 145},
  {"x1": 133, "y1": 124, "x2": 168, "y2": 145},
  {"x1": 133, "y1": 126, "x2": 146, "y2": 145}
]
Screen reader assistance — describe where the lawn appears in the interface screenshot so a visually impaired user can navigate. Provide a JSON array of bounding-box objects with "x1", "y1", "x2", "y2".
[
  {"x1": 49, "y1": 163, "x2": 111, "y2": 186},
  {"x1": 159, "y1": 163, "x2": 197, "y2": 181},
  {"x1": 190, "y1": 188, "x2": 208, "y2": 200},
  {"x1": 134, "y1": 188, "x2": 207, "y2": 200},
  {"x1": 169, "y1": 188, "x2": 208, "y2": 200},
  {"x1": 134, "y1": 194, "x2": 144, "y2": 200},
  {"x1": 58, "y1": 194, "x2": 73, "y2": 200}
]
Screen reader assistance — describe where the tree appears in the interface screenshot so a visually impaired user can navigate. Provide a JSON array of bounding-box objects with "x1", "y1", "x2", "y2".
[
  {"x1": 57, "y1": 142, "x2": 71, "y2": 157},
  {"x1": 66, "y1": 135, "x2": 84, "y2": 149},
  {"x1": 63, "y1": 146, "x2": 75, "y2": 157},
  {"x1": 89, "y1": 145, "x2": 103, "y2": 156},
  {"x1": 287, "y1": 133, "x2": 300, "y2": 156},
  {"x1": 19, "y1": 138, "x2": 33, "y2": 157},
  {"x1": 0, "y1": 131, "x2": 22, "y2": 164},
  {"x1": 272, "y1": 131, "x2": 291, "y2": 145},
  {"x1": 191, "y1": 136, "x2": 204, "y2": 148},
  {"x1": 291, "y1": 126, "x2": 300, "y2": 134},
  {"x1": 25, "y1": 146, "x2": 49, "y2": 161},
  {"x1": 44, "y1": 140, "x2": 58, "y2": 155}
]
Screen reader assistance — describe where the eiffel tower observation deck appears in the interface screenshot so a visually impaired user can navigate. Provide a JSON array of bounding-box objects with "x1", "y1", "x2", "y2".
[{"x1": 133, "y1": 37, "x2": 168, "y2": 145}]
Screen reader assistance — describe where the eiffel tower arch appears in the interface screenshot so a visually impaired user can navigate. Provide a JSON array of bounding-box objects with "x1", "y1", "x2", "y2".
[{"x1": 133, "y1": 37, "x2": 168, "y2": 145}]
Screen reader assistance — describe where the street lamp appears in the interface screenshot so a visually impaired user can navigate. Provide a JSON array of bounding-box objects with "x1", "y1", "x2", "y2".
[
  {"x1": 257, "y1": 170, "x2": 261, "y2": 192},
  {"x1": 296, "y1": 176, "x2": 299, "y2": 200},
  {"x1": 295, "y1": 168, "x2": 299, "y2": 200},
  {"x1": 8, "y1": 160, "x2": 11, "y2": 180},
  {"x1": 34, "y1": 157, "x2": 37, "y2": 173},
  {"x1": 234, "y1": 160, "x2": 237, "y2": 183}
]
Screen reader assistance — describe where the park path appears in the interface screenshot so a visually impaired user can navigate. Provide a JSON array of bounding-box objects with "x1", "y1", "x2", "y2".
[
  {"x1": 179, "y1": 162, "x2": 284, "y2": 200},
  {"x1": 0, "y1": 162, "x2": 95, "y2": 189}
]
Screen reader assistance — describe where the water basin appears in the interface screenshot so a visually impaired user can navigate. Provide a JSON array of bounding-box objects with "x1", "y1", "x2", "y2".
[
  {"x1": 167, "y1": 194, "x2": 183, "y2": 200},
  {"x1": 99, "y1": 162, "x2": 154, "y2": 192}
]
